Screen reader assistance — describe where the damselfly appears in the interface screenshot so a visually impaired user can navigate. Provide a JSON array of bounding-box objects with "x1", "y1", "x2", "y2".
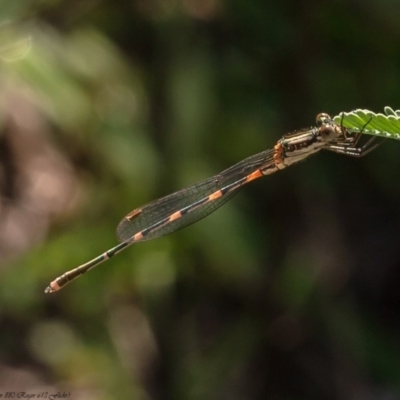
[{"x1": 45, "y1": 113, "x2": 379, "y2": 293}]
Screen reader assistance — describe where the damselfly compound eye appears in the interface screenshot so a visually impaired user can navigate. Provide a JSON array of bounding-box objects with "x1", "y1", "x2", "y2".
[{"x1": 316, "y1": 113, "x2": 331, "y2": 127}]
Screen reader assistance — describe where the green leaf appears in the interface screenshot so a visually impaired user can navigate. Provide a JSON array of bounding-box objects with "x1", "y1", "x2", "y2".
[{"x1": 333, "y1": 107, "x2": 400, "y2": 140}]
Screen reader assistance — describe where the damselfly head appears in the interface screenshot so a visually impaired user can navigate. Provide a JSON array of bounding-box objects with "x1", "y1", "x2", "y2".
[
  {"x1": 316, "y1": 113, "x2": 331, "y2": 126},
  {"x1": 316, "y1": 113, "x2": 342, "y2": 142},
  {"x1": 319, "y1": 125, "x2": 338, "y2": 142}
]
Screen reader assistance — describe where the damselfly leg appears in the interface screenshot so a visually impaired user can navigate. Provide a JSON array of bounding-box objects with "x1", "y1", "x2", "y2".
[{"x1": 324, "y1": 114, "x2": 384, "y2": 157}]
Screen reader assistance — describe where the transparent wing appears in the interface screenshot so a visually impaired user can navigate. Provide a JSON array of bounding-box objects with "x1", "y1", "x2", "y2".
[{"x1": 116, "y1": 148, "x2": 275, "y2": 242}]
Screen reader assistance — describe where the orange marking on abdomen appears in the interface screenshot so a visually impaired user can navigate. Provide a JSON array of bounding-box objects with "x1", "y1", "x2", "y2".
[
  {"x1": 49, "y1": 280, "x2": 61, "y2": 292},
  {"x1": 169, "y1": 211, "x2": 183, "y2": 221},
  {"x1": 133, "y1": 232, "x2": 144, "y2": 241},
  {"x1": 245, "y1": 169, "x2": 263, "y2": 183},
  {"x1": 209, "y1": 190, "x2": 223, "y2": 200}
]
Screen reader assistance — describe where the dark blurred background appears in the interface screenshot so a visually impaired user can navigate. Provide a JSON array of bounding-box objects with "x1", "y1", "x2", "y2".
[{"x1": 1, "y1": 0, "x2": 400, "y2": 399}]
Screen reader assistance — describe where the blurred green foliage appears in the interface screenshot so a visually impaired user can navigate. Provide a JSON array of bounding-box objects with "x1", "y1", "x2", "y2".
[{"x1": 1, "y1": 1, "x2": 400, "y2": 399}]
